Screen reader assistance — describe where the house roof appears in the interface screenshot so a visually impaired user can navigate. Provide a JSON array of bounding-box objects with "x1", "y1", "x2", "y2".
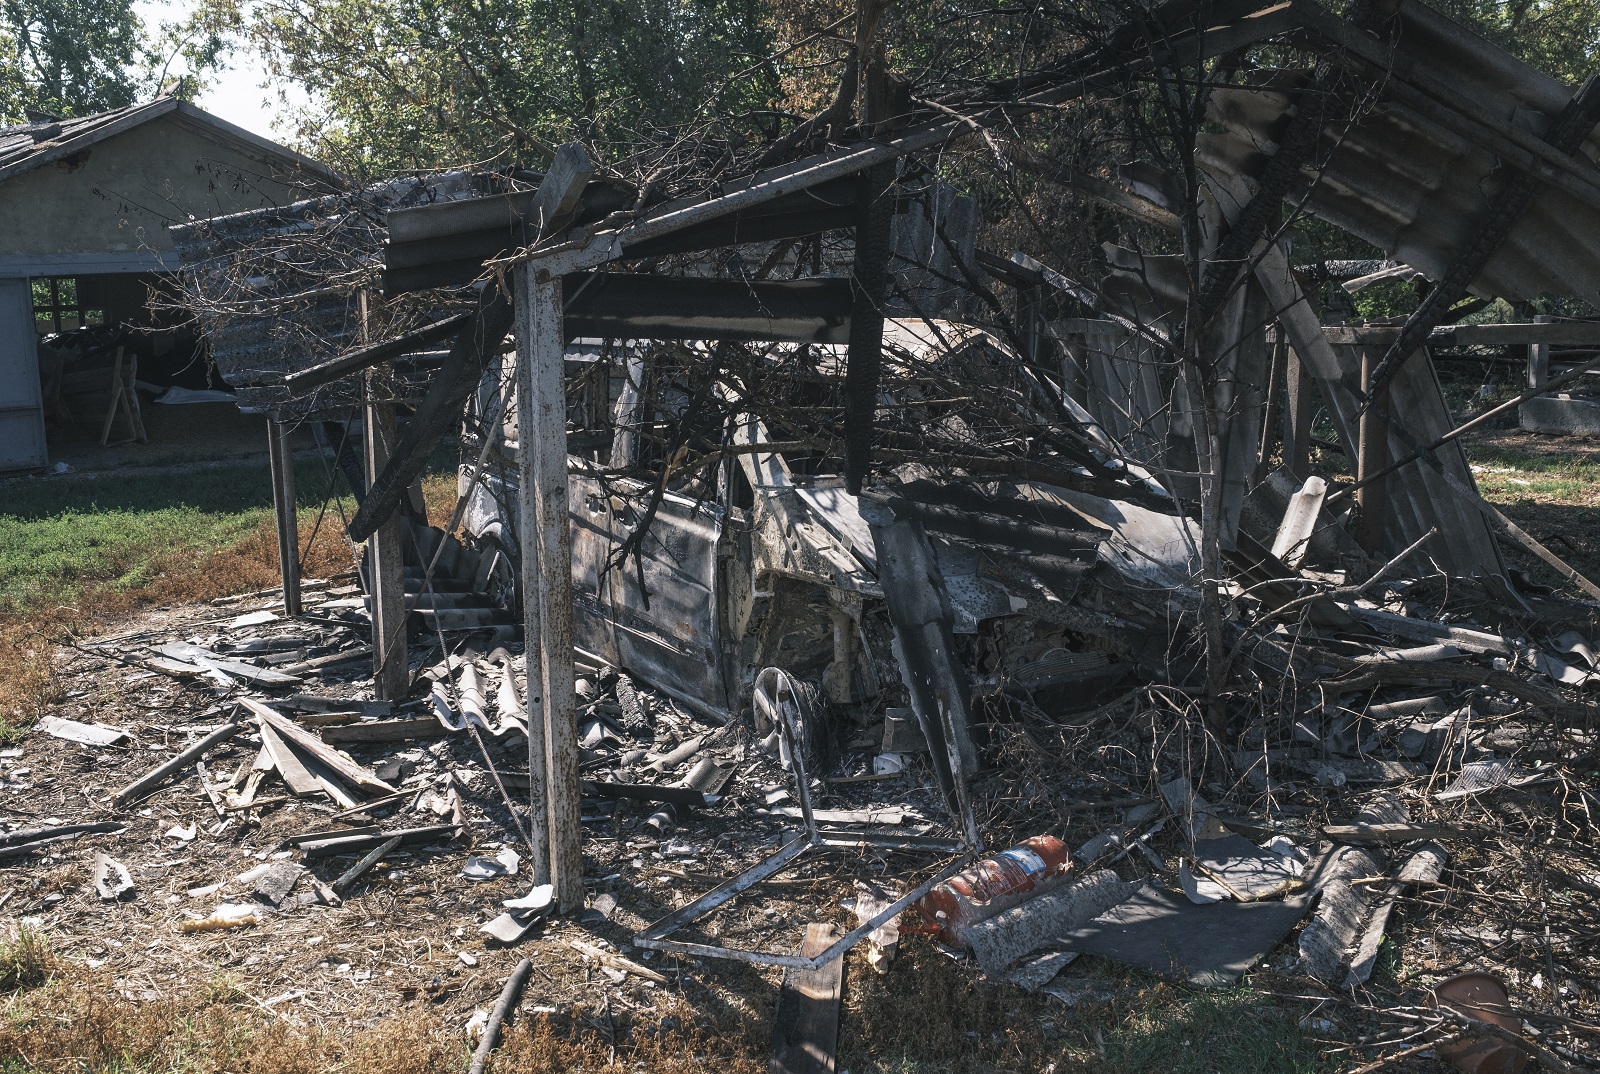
[{"x1": 0, "y1": 96, "x2": 343, "y2": 189}]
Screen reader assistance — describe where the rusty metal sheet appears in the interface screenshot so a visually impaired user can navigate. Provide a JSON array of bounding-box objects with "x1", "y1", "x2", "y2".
[{"x1": 568, "y1": 473, "x2": 732, "y2": 720}]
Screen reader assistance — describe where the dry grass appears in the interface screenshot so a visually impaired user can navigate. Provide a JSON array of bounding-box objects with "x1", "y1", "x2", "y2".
[
  {"x1": 0, "y1": 927, "x2": 56, "y2": 994},
  {"x1": 0, "y1": 934, "x2": 768, "y2": 1074},
  {"x1": 0, "y1": 464, "x2": 458, "y2": 741}
]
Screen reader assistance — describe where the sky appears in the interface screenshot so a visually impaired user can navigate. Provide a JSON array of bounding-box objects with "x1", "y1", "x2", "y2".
[{"x1": 134, "y1": 0, "x2": 302, "y2": 141}]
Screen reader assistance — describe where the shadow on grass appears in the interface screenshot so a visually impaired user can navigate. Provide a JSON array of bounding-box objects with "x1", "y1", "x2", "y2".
[
  {"x1": 840, "y1": 945, "x2": 1330, "y2": 1074},
  {"x1": 3, "y1": 456, "x2": 350, "y2": 521},
  {"x1": 1, "y1": 442, "x2": 460, "y2": 522}
]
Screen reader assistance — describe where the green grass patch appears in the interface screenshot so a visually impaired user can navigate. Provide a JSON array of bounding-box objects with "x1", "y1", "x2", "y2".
[
  {"x1": 1463, "y1": 444, "x2": 1600, "y2": 505},
  {"x1": 0, "y1": 456, "x2": 359, "y2": 615},
  {"x1": 1095, "y1": 986, "x2": 1325, "y2": 1074},
  {"x1": 0, "y1": 926, "x2": 56, "y2": 994}
]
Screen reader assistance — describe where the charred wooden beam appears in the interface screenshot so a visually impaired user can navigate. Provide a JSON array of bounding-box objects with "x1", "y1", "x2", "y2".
[
  {"x1": 346, "y1": 282, "x2": 513, "y2": 544},
  {"x1": 282, "y1": 312, "x2": 472, "y2": 394},
  {"x1": 564, "y1": 274, "x2": 851, "y2": 344}
]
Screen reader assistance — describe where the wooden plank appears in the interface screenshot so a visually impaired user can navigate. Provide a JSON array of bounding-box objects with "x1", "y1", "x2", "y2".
[
  {"x1": 268, "y1": 419, "x2": 302, "y2": 616},
  {"x1": 531, "y1": 143, "x2": 598, "y2": 238},
  {"x1": 1323, "y1": 822, "x2": 1463, "y2": 844},
  {"x1": 1324, "y1": 321, "x2": 1600, "y2": 347},
  {"x1": 514, "y1": 267, "x2": 552, "y2": 890},
  {"x1": 256, "y1": 720, "x2": 324, "y2": 797},
  {"x1": 364, "y1": 366, "x2": 409, "y2": 701},
  {"x1": 321, "y1": 717, "x2": 445, "y2": 743},
  {"x1": 240, "y1": 698, "x2": 397, "y2": 796},
  {"x1": 113, "y1": 719, "x2": 246, "y2": 805},
  {"x1": 769, "y1": 923, "x2": 844, "y2": 1074},
  {"x1": 515, "y1": 257, "x2": 584, "y2": 908}
]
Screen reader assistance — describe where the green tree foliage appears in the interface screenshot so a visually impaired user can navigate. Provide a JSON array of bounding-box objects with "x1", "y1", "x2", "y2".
[
  {"x1": 204, "y1": 0, "x2": 785, "y2": 176},
  {"x1": 0, "y1": 0, "x2": 230, "y2": 126},
  {"x1": 1428, "y1": 0, "x2": 1600, "y2": 86},
  {"x1": 0, "y1": 0, "x2": 144, "y2": 121}
]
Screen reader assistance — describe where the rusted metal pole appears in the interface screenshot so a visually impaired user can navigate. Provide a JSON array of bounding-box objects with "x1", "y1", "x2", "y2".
[
  {"x1": 1356, "y1": 347, "x2": 1389, "y2": 556},
  {"x1": 266, "y1": 419, "x2": 301, "y2": 616},
  {"x1": 514, "y1": 262, "x2": 582, "y2": 910}
]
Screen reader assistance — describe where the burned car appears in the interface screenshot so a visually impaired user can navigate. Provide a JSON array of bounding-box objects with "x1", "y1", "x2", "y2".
[{"x1": 454, "y1": 318, "x2": 1204, "y2": 753}]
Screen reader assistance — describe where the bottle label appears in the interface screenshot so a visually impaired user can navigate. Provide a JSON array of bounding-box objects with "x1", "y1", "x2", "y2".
[{"x1": 998, "y1": 846, "x2": 1047, "y2": 875}]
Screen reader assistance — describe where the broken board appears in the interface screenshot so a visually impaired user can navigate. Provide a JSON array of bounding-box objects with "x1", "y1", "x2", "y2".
[
  {"x1": 769, "y1": 923, "x2": 843, "y2": 1074},
  {"x1": 36, "y1": 715, "x2": 128, "y2": 746}
]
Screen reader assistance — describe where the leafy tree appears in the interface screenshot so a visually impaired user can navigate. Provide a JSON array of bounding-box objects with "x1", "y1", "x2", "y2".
[
  {"x1": 199, "y1": 0, "x2": 785, "y2": 176},
  {"x1": 0, "y1": 0, "x2": 229, "y2": 125},
  {"x1": 0, "y1": 0, "x2": 144, "y2": 121},
  {"x1": 1428, "y1": 0, "x2": 1600, "y2": 86}
]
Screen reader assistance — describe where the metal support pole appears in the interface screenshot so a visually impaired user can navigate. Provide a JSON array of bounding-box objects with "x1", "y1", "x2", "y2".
[
  {"x1": 1356, "y1": 347, "x2": 1389, "y2": 556},
  {"x1": 364, "y1": 367, "x2": 409, "y2": 701},
  {"x1": 514, "y1": 263, "x2": 583, "y2": 910},
  {"x1": 267, "y1": 419, "x2": 301, "y2": 616}
]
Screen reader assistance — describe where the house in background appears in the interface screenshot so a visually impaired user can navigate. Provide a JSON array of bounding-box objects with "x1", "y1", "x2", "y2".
[{"x1": 0, "y1": 96, "x2": 341, "y2": 473}]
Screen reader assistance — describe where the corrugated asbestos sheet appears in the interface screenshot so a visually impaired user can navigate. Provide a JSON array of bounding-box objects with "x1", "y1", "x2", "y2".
[
  {"x1": 169, "y1": 173, "x2": 484, "y2": 419},
  {"x1": 1, "y1": 97, "x2": 340, "y2": 186},
  {"x1": 1200, "y1": 0, "x2": 1600, "y2": 305},
  {"x1": 0, "y1": 103, "x2": 160, "y2": 174}
]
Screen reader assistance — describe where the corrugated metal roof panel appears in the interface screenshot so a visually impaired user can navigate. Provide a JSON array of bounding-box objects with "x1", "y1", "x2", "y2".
[
  {"x1": 1199, "y1": 0, "x2": 1600, "y2": 304},
  {"x1": 168, "y1": 172, "x2": 484, "y2": 418}
]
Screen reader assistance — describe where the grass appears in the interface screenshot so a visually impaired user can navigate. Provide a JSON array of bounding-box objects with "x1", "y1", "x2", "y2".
[
  {"x1": 0, "y1": 927, "x2": 55, "y2": 994},
  {"x1": 840, "y1": 945, "x2": 1330, "y2": 1074},
  {"x1": 0, "y1": 449, "x2": 459, "y2": 741},
  {"x1": 0, "y1": 929, "x2": 762, "y2": 1074},
  {"x1": 1463, "y1": 443, "x2": 1600, "y2": 505},
  {"x1": 0, "y1": 926, "x2": 1329, "y2": 1074}
]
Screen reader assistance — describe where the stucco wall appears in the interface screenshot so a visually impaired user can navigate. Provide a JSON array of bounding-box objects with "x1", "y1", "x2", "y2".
[{"x1": 0, "y1": 115, "x2": 320, "y2": 259}]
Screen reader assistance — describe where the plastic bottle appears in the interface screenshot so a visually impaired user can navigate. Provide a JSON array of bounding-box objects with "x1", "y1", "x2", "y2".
[
  {"x1": 180, "y1": 903, "x2": 261, "y2": 933},
  {"x1": 911, "y1": 835, "x2": 1071, "y2": 944}
]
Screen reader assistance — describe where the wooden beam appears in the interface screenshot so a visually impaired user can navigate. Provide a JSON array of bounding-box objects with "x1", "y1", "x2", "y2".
[
  {"x1": 563, "y1": 275, "x2": 853, "y2": 344},
  {"x1": 769, "y1": 923, "x2": 844, "y2": 1074},
  {"x1": 1355, "y1": 348, "x2": 1388, "y2": 555},
  {"x1": 515, "y1": 263, "x2": 583, "y2": 910},
  {"x1": 363, "y1": 367, "x2": 408, "y2": 701},
  {"x1": 1283, "y1": 345, "x2": 1312, "y2": 476},
  {"x1": 1325, "y1": 321, "x2": 1600, "y2": 347},
  {"x1": 267, "y1": 419, "x2": 301, "y2": 616},
  {"x1": 1528, "y1": 313, "x2": 1552, "y2": 389},
  {"x1": 282, "y1": 312, "x2": 471, "y2": 394}
]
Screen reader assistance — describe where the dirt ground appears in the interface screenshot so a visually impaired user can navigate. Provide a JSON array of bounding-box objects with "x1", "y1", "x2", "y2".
[
  {"x1": 5, "y1": 424, "x2": 1600, "y2": 1072},
  {"x1": 4, "y1": 582, "x2": 1599, "y2": 1073}
]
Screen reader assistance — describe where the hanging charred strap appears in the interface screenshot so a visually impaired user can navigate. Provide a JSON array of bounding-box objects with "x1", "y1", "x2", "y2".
[
  {"x1": 844, "y1": 162, "x2": 894, "y2": 495},
  {"x1": 1362, "y1": 72, "x2": 1600, "y2": 408},
  {"x1": 1194, "y1": 65, "x2": 1333, "y2": 329},
  {"x1": 347, "y1": 281, "x2": 514, "y2": 543}
]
